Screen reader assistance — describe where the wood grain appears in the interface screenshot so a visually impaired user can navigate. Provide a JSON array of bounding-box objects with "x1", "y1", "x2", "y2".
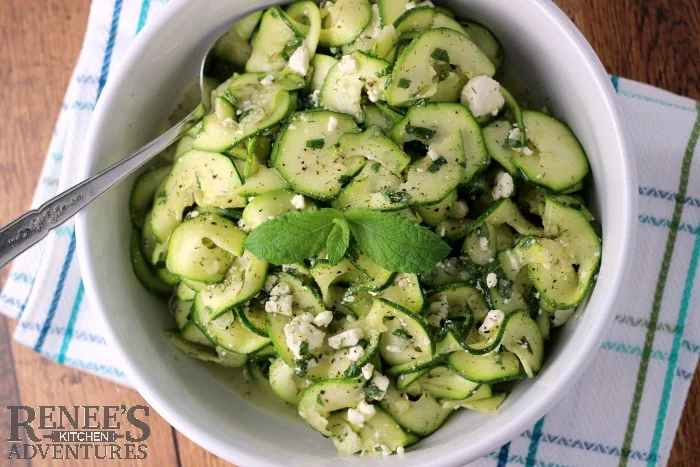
[{"x1": 0, "y1": 1, "x2": 697, "y2": 466}]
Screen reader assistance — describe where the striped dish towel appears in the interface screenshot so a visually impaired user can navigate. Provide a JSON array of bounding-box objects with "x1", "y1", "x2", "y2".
[{"x1": 1, "y1": 0, "x2": 698, "y2": 465}]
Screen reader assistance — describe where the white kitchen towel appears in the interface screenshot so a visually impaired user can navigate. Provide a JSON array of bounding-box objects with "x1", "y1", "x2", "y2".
[{"x1": 1, "y1": 0, "x2": 698, "y2": 465}]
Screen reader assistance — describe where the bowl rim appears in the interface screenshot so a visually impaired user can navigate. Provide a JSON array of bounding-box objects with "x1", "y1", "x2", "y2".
[{"x1": 75, "y1": 0, "x2": 637, "y2": 464}]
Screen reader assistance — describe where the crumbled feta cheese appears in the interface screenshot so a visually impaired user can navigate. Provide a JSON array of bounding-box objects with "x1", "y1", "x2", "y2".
[
  {"x1": 270, "y1": 283, "x2": 290, "y2": 296},
  {"x1": 291, "y1": 194, "x2": 306, "y2": 210},
  {"x1": 416, "y1": 167, "x2": 424, "y2": 173},
  {"x1": 313, "y1": 310, "x2": 333, "y2": 328},
  {"x1": 406, "y1": 0, "x2": 434, "y2": 9},
  {"x1": 288, "y1": 43, "x2": 310, "y2": 76},
  {"x1": 237, "y1": 219, "x2": 251, "y2": 233},
  {"x1": 486, "y1": 272, "x2": 498, "y2": 288},
  {"x1": 427, "y1": 149, "x2": 440, "y2": 161},
  {"x1": 347, "y1": 408, "x2": 367, "y2": 427},
  {"x1": 330, "y1": 47, "x2": 339, "y2": 54},
  {"x1": 344, "y1": 294, "x2": 355, "y2": 303},
  {"x1": 264, "y1": 293, "x2": 293, "y2": 315},
  {"x1": 492, "y1": 171, "x2": 515, "y2": 200},
  {"x1": 429, "y1": 66, "x2": 437, "y2": 77},
  {"x1": 357, "y1": 400, "x2": 376, "y2": 418},
  {"x1": 361, "y1": 363, "x2": 374, "y2": 379},
  {"x1": 362, "y1": 4, "x2": 382, "y2": 39},
  {"x1": 460, "y1": 75, "x2": 505, "y2": 118},
  {"x1": 259, "y1": 74, "x2": 275, "y2": 86},
  {"x1": 378, "y1": 444, "x2": 392, "y2": 456},
  {"x1": 371, "y1": 373, "x2": 390, "y2": 392},
  {"x1": 428, "y1": 294, "x2": 450, "y2": 327},
  {"x1": 480, "y1": 236, "x2": 489, "y2": 251},
  {"x1": 348, "y1": 345, "x2": 365, "y2": 361},
  {"x1": 437, "y1": 225, "x2": 446, "y2": 237},
  {"x1": 267, "y1": 215, "x2": 276, "y2": 220},
  {"x1": 310, "y1": 89, "x2": 320, "y2": 107},
  {"x1": 328, "y1": 328, "x2": 363, "y2": 349},
  {"x1": 367, "y1": 86, "x2": 382, "y2": 103},
  {"x1": 397, "y1": 446, "x2": 405, "y2": 456},
  {"x1": 534, "y1": 292, "x2": 540, "y2": 299},
  {"x1": 338, "y1": 55, "x2": 358, "y2": 74},
  {"x1": 450, "y1": 200, "x2": 468, "y2": 220},
  {"x1": 521, "y1": 146, "x2": 534, "y2": 156},
  {"x1": 264, "y1": 275, "x2": 279, "y2": 293},
  {"x1": 508, "y1": 127, "x2": 521, "y2": 141},
  {"x1": 284, "y1": 312, "x2": 325, "y2": 359},
  {"x1": 479, "y1": 309, "x2": 505, "y2": 335},
  {"x1": 327, "y1": 116, "x2": 338, "y2": 132}
]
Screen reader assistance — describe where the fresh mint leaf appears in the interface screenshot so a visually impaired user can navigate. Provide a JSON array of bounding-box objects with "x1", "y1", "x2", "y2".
[
  {"x1": 405, "y1": 125, "x2": 435, "y2": 140},
  {"x1": 428, "y1": 156, "x2": 447, "y2": 173},
  {"x1": 345, "y1": 210, "x2": 451, "y2": 273},
  {"x1": 431, "y1": 48, "x2": 450, "y2": 62},
  {"x1": 326, "y1": 218, "x2": 350, "y2": 265},
  {"x1": 244, "y1": 208, "x2": 344, "y2": 264},
  {"x1": 306, "y1": 138, "x2": 325, "y2": 149},
  {"x1": 397, "y1": 78, "x2": 411, "y2": 89}
]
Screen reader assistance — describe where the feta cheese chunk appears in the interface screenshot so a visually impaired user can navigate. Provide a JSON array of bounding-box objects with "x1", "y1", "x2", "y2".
[
  {"x1": 269, "y1": 283, "x2": 291, "y2": 296},
  {"x1": 347, "y1": 408, "x2": 368, "y2": 427},
  {"x1": 348, "y1": 345, "x2": 365, "y2": 361},
  {"x1": 310, "y1": 89, "x2": 321, "y2": 107},
  {"x1": 291, "y1": 194, "x2": 306, "y2": 210},
  {"x1": 492, "y1": 171, "x2": 515, "y2": 200},
  {"x1": 366, "y1": 86, "x2": 382, "y2": 103},
  {"x1": 327, "y1": 116, "x2": 338, "y2": 132},
  {"x1": 287, "y1": 43, "x2": 310, "y2": 76},
  {"x1": 507, "y1": 127, "x2": 521, "y2": 141},
  {"x1": 283, "y1": 312, "x2": 325, "y2": 359},
  {"x1": 313, "y1": 310, "x2": 333, "y2": 327},
  {"x1": 369, "y1": 373, "x2": 390, "y2": 400},
  {"x1": 486, "y1": 272, "x2": 498, "y2": 288},
  {"x1": 460, "y1": 75, "x2": 505, "y2": 118},
  {"x1": 259, "y1": 74, "x2": 275, "y2": 86},
  {"x1": 237, "y1": 219, "x2": 251, "y2": 233},
  {"x1": 263, "y1": 275, "x2": 279, "y2": 293},
  {"x1": 428, "y1": 294, "x2": 450, "y2": 327},
  {"x1": 406, "y1": 0, "x2": 434, "y2": 9},
  {"x1": 357, "y1": 400, "x2": 376, "y2": 417},
  {"x1": 479, "y1": 236, "x2": 489, "y2": 251},
  {"x1": 427, "y1": 149, "x2": 440, "y2": 161},
  {"x1": 328, "y1": 328, "x2": 363, "y2": 349},
  {"x1": 449, "y1": 199, "x2": 468, "y2": 219},
  {"x1": 479, "y1": 309, "x2": 505, "y2": 335},
  {"x1": 362, "y1": 4, "x2": 381, "y2": 39},
  {"x1": 361, "y1": 363, "x2": 374, "y2": 379},
  {"x1": 338, "y1": 55, "x2": 358, "y2": 74}
]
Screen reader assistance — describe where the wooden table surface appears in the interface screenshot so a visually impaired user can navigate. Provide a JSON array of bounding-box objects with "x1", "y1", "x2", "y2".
[{"x1": 0, "y1": 1, "x2": 698, "y2": 466}]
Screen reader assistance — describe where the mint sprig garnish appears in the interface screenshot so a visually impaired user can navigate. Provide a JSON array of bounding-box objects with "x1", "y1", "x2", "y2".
[
  {"x1": 326, "y1": 218, "x2": 350, "y2": 265},
  {"x1": 244, "y1": 209, "x2": 344, "y2": 264},
  {"x1": 244, "y1": 208, "x2": 450, "y2": 273}
]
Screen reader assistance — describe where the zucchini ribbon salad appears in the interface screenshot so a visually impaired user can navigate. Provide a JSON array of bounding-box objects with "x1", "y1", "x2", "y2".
[{"x1": 129, "y1": 0, "x2": 601, "y2": 456}]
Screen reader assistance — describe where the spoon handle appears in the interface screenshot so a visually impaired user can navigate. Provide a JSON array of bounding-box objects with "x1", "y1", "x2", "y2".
[{"x1": 0, "y1": 107, "x2": 203, "y2": 269}]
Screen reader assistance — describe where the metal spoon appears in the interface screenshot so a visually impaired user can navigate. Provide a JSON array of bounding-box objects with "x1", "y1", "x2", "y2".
[{"x1": 0, "y1": 32, "x2": 224, "y2": 269}]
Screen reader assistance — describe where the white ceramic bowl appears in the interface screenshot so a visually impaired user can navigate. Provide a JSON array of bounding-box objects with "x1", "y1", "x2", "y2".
[{"x1": 76, "y1": 1, "x2": 636, "y2": 465}]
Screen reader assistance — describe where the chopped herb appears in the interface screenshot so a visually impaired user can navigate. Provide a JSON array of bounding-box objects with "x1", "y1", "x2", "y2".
[
  {"x1": 517, "y1": 337, "x2": 533, "y2": 354},
  {"x1": 357, "y1": 337, "x2": 370, "y2": 349},
  {"x1": 155, "y1": 188, "x2": 167, "y2": 200},
  {"x1": 376, "y1": 67, "x2": 392, "y2": 78},
  {"x1": 397, "y1": 78, "x2": 412, "y2": 89},
  {"x1": 503, "y1": 137, "x2": 523, "y2": 149},
  {"x1": 405, "y1": 125, "x2": 436, "y2": 140},
  {"x1": 344, "y1": 362, "x2": 362, "y2": 378},
  {"x1": 524, "y1": 291, "x2": 540, "y2": 316},
  {"x1": 392, "y1": 329, "x2": 410, "y2": 339},
  {"x1": 371, "y1": 162, "x2": 381, "y2": 173},
  {"x1": 496, "y1": 274, "x2": 514, "y2": 300},
  {"x1": 306, "y1": 138, "x2": 325, "y2": 149},
  {"x1": 299, "y1": 341, "x2": 310, "y2": 357},
  {"x1": 364, "y1": 382, "x2": 383, "y2": 399},
  {"x1": 476, "y1": 225, "x2": 490, "y2": 239},
  {"x1": 316, "y1": 393, "x2": 325, "y2": 405},
  {"x1": 431, "y1": 48, "x2": 450, "y2": 62},
  {"x1": 338, "y1": 174, "x2": 353, "y2": 184},
  {"x1": 428, "y1": 156, "x2": 448, "y2": 173},
  {"x1": 383, "y1": 190, "x2": 410, "y2": 205},
  {"x1": 194, "y1": 173, "x2": 202, "y2": 190}
]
